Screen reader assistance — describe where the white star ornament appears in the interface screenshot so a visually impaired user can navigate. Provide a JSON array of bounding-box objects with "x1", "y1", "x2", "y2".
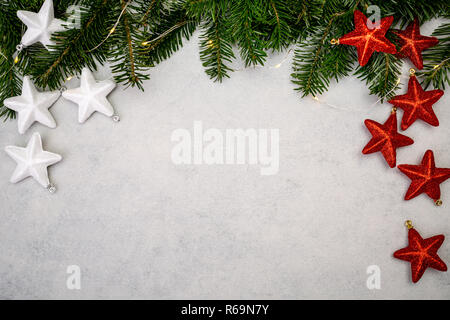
[
  {"x1": 17, "y1": 0, "x2": 64, "y2": 50},
  {"x1": 62, "y1": 68, "x2": 116, "y2": 123},
  {"x1": 5, "y1": 132, "x2": 62, "y2": 189},
  {"x1": 4, "y1": 76, "x2": 60, "y2": 134}
]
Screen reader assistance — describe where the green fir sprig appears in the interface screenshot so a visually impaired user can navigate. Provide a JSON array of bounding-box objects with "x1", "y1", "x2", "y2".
[{"x1": 0, "y1": 0, "x2": 448, "y2": 120}]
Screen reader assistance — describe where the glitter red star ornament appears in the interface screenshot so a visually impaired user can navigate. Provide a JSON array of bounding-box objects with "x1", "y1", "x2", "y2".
[
  {"x1": 394, "y1": 222, "x2": 447, "y2": 283},
  {"x1": 398, "y1": 150, "x2": 450, "y2": 202},
  {"x1": 339, "y1": 10, "x2": 397, "y2": 66},
  {"x1": 388, "y1": 75, "x2": 444, "y2": 130},
  {"x1": 392, "y1": 18, "x2": 439, "y2": 70},
  {"x1": 362, "y1": 112, "x2": 414, "y2": 168}
]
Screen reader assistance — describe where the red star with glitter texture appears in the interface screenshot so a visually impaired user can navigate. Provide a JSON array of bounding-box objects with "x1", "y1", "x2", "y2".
[
  {"x1": 389, "y1": 75, "x2": 444, "y2": 130},
  {"x1": 392, "y1": 18, "x2": 439, "y2": 70},
  {"x1": 339, "y1": 10, "x2": 397, "y2": 66},
  {"x1": 398, "y1": 150, "x2": 450, "y2": 201},
  {"x1": 362, "y1": 112, "x2": 414, "y2": 168},
  {"x1": 394, "y1": 227, "x2": 447, "y2": 283}
]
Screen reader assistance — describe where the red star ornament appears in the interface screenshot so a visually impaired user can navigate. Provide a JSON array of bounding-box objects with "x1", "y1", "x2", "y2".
[
  {"x1": 388, "y1": 75, "x2": 444, "y2": 130},
  {"x1": 339, "y1": 10, "x2": 397, "y2": 66},
  {"x1": 362, "y1": 112, "x2": 414, "y2": 168},
  {"x1": 392, "y1": 18, "x2": 439, "y2": 70},
  {"x1": 398, "y1": 150, "x2": 450, "y2": 202},
  {"x1": 394, "y1": 225, "x2": 447, "y2": 283}
]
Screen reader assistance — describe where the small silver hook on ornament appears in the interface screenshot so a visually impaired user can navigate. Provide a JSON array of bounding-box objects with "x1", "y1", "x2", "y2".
[
  {"x1": 12, "y1": 43, "x2": 25, "y2": 64},
  {"x1": 111, "y1": 114, "x2": 120, "y2": 122},
  {"x1": 46, "y1": 183, "x2": 56, "y2": 194}
]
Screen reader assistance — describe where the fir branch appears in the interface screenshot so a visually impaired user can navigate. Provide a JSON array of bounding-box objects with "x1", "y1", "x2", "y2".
[
  {"x1": 418, "y1": 22, "x2": 450, "y2": 90},
  {"x1": 138, "y1": 0, "x2": 162, "y2": 25},
  {"x1": 264, "y1": 0, "x2": 293, "y2": 50},
  {"x1": 0, "y1": 0, "x2": 449, "y2": 122},
  {"x1": 186, "y1": 0, "x2": 227, "y2": 20},
  {"x1": 22, "y1": 0, "x2": 117, "y2": 90},
  {"x1": 294, "y1": 0, "x2": 324, "y2": 34},
  {"x1": 199, "y1": 9, "x2": 235, "y2": 82},
  {"x1": 123, "y1": 2, "x2": 137, "y2": 83},
  {"x1": 291, "y1": 28, "x2": 332, "y2": 97},
  {"x1": 108, "y1": 0, "x2": 149, "y2": 90},
  {"x1": 291, "y1": 6, "x2": 353, "y2": 97},
  {"x1": 229, "y1": 0, "x2": 267, "y2": 67},
  {"x1": 372, "y1": 0, "x2": 448, "y2": 28},
  {"x1": 0, "y1": 62, "x2": 20, "y2": 120},
  {"x1": 138, "y1": 1, "x2": 198, "y2": 66},
  {"x1": 0, "y1": 0, "x2": 23, "y2": 119},
  {"x1": 355, "y1": 52, "x2": 402, "y2": 101}
]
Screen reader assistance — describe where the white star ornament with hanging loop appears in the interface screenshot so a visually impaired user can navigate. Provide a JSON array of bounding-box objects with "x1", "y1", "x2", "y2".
[
  {"x1": 17, "y1": 0, "x2": 64, "y2": 50},
  {"x1": 5, "y1": 132, "x2": 62, "y2": 190},
  {"x1": 62, "y1": 68, "x2": 116, "y2": 123}
]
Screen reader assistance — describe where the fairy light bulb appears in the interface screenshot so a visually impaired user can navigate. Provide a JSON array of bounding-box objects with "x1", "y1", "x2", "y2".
[{"x1": 13, "y1": 49, "x2": 21, "y2": 64}]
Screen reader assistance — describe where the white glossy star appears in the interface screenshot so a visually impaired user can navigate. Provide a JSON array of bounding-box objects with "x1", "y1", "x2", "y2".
[
  {"x1": 62, "y1": 68, "x2": 116, "y2": 123},
  {"x1": 17, "y1": 0, "x2": 64, "y2": 49},
  {"x1": 5, "y1": 132, "x2": 62, "y2": 188},
  {"x1": 4, "y1": 76, "x2": 60, "y2": 134}
]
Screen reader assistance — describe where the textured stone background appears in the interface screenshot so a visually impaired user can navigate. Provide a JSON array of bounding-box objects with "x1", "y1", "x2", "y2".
[{"x1": 0, "y1": 20, "x2": 449, "y2": 299}]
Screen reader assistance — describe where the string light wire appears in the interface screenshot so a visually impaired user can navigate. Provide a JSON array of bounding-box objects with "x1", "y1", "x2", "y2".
[
  {"x1": 310, "y1": 66, "x2": 443, "y2": 113},
  {"x1": 141, "y1": 21, "x2": 189, "y2": 46},
  {"x1": 4, "y1": 6, "x2": 447, "y2": 107},
  {"x1": 233, "y1": 49, "x2": 294, "y2": 72},
  {"x1": 0, "y1": 51, "x2": 16, "y2": 78},
  {"x1": 86, "y1": 0, "x2": 132, "y2": 53}
]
